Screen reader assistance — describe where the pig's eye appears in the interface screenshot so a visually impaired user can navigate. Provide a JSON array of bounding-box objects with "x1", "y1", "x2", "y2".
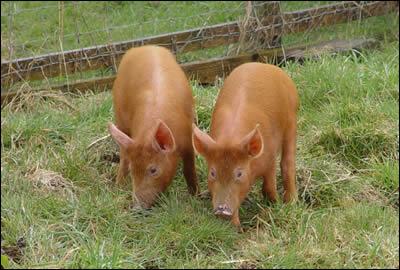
[
  {"x1": 234, "y1": 168, "x2": 244, "y2": 180},
  {"x1": 209, "y1": 168, "x2": 216, "y2": 180},
  {"x1": 148, "y1": 165, "x2": 160, "y2": 177}
]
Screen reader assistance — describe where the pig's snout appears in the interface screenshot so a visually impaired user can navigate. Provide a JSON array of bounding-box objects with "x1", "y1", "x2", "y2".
[
  {"x1": 213, "y1": 204, "x2": 232, "y2": 217},
  {"x1": 131, "y1": 200, "x2": 153, "y2": 212}
]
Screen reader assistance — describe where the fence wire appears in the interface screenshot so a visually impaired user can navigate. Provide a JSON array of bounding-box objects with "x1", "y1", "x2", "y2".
[
  {"x1": 1, "y1": 2, "x2": 245, "y2": 59},
  {"x1": 1, "y1": 1, "x2": 398, "y2": 90}
]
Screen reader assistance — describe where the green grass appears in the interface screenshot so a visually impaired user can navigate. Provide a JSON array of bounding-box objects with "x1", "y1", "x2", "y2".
[{"x1": 2, "y1": 39, "x2": 399, "y2": 268}]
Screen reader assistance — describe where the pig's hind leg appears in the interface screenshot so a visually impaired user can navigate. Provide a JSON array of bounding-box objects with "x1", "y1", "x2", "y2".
[{"x1": 280, "y1": 123, "x2": 297, "y2": 203}]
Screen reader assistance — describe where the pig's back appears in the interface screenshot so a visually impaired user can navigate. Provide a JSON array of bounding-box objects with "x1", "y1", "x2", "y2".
[
  {"x1": 210, "y1": 63, "x2": 298, "y2": 142},
  {"x1": 112, "y1": 46, "x2": 194, "y2": 141}
]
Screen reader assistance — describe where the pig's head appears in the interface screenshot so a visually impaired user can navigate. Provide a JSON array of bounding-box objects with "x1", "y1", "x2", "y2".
[
  {"x1": 108, "y1": 120, "x2": 178, "y2": 210},
  {"x1": 192, "y1": 124, "x2": 264, "y2": 226}
]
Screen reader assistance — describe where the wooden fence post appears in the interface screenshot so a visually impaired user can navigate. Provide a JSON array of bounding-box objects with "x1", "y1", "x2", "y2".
[{"x1": 250, "y1": 1, "x2": 282, "y2": 49}]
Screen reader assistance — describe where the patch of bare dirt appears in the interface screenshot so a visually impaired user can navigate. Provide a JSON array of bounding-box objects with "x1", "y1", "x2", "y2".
[{"x1": 1, "y1": 237, "x2": 26, "y2": 265}]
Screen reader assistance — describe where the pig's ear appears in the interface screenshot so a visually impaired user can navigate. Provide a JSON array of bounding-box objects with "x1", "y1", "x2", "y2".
[
  {"x1": 192, "y1": 123, "x2": 216, "y2": 157},
  {"x1": 152, "y1": 120, "x2": 176, "y2": 153},
  {"x1": 240, "y1": 124, "x2": 264, "y2": 159},
  {"x1": 108, "y1": 122, "x2": 134, "y2": 150}
]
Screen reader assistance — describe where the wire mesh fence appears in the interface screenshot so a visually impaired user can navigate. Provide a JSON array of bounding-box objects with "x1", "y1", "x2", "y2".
[
  {"x1": 1, "y1": 2, "x2": 243, "y2": 59},
  {"x1": 1, "y1": 1, "x2": 399, "y2": 95}
]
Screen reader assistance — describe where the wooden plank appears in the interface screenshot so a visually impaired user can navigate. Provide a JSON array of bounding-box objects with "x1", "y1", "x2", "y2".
[
  {"x1": 182, "y1": 39, "x2": 377, "y2": 82},
  {"x1": 281, "y1": 39, "x2": 377, "y2": 63},
  {"x1": 279, "y1": 1, "x2": 399, "y2": 35},
  {"x1": 2, "y1": 1, "x2": 397, "y2": 87},
  {"x1": 1, "y1": 39, "x2": 377, "y2": 107}
]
